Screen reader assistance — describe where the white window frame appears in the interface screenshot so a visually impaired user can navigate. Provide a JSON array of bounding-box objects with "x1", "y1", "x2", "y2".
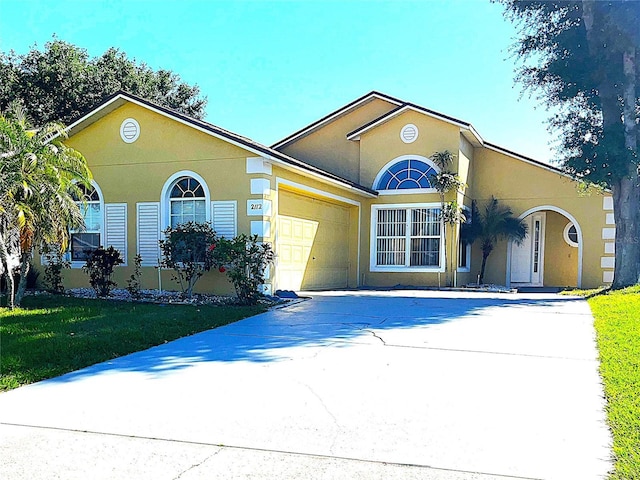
[
  {"x1": 70, "y1": 180, "x2": 105, "y2": 268},
  {"x1": 563, "y1": 222, "x2": 579, "y2": 248},
  {"x1": 160, "y1": 171, "x2": 211, "y2": 231},
  {"x1": 457, "y1": 206, "x2": 471, "y2": 272},
  {"x1": 370, "y1": 203, "x2": 445, "y2": 273},
  {"x1": 372, "y1": 154, "x2": 440, "y2": 196}
]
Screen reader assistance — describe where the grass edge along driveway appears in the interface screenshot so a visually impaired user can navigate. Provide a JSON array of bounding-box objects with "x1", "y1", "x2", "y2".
[
  {"x1": 587, "y1": 286, "x2": 640, "y2": 480},
  {"x1": 0, "y1": 294, "x2": 266, "y2": 392}
]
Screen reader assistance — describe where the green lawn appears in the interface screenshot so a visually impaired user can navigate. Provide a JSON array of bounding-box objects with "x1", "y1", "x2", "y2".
[
  {"x1": 589, "y1": 286, "x2": 640, "y2": 479},
  {"x1": 0, "y1": 294, "x2": 266, "y2": 391}
]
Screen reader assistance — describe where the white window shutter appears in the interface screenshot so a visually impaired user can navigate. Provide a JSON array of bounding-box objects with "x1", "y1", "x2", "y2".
[
  {"x1": 137, "y1": 202, "x2": 161, "y2": 266},
  {"x1": 212, "y1": 201, "x2": 237, "y2": 238},
  {"x1": 105, "y1": 203, "x2": 128, "y2": 265}
]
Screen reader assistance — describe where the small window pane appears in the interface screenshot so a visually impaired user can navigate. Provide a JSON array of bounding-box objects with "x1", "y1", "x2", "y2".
[
  {"x1": 409, "y1": 168, "x2": 423, "y2": 180},
  {"x1": 398, "y1": 179, "x2": 420, "y2": 189},
  {"x1": 458, "y1": 241, "x2": 469, "y2": 268},
  {"x1": 395, "y1": 169, "x2": 409, "y2": 181},
  {"x1": 183, "y1": 200, "x2": 195, "y2": 215},
  {"x1": 171, "y1": 184, "x2": 183, "y2": 198},
  {"x1": 410, "y1": 238, "x2": 440, "y2": 266},
  {"x1": 71, "y1": 233, "x2": 100, "y2": 261},
  {"x1": 376, "y1": 238, "x2": 406, "y2": 265},
  {"x1": 389, "y1": 162, "x2": 406, "y2": 175},
  {"x1": 193, "y1": 184, "x2": 205, "y2": 197},
  {"x1": 568, "y1": 225, "x2": 578, "y2": 243}
]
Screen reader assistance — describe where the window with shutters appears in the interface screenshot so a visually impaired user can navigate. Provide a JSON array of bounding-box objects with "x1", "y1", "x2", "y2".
[
  {"x1": 161, "y1": 171, "x2": 211, "y2": 230},
  {"x1": 170, "y1": 177, "x2": 207, "y2": 227},
  {"x1": 70, "y1": 183, "x2": 103, "y2": 262},
  {"x1": 370, "y1": 204, "x2": 444, "y2": 272}
]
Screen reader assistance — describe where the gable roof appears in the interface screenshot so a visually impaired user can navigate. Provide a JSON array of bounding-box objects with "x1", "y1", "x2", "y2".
[
  {"x1": 65, "y1": 91, "x2": 377, "y2": 197},
  {"x1": 345, "y1": 102, "x2": 484, "y2": 147},
  {"x1": 273, "y1": 90, "x2": 571, "y2": 178},
  {"x1": 270, "y1": 91, "x2": 403, "y2": 149}
]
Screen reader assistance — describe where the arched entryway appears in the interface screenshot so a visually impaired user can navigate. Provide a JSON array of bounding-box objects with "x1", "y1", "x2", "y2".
[{"x1": 507, "y1": 206, "x2": 583, "y2": 288}]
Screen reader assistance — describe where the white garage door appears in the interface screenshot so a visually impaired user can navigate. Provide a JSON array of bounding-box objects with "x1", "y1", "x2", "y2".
[{"x1": 277, "y1": 190, "x2": 351, "y2": 291}]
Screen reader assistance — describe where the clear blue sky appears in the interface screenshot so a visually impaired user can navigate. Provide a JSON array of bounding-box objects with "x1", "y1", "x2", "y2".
[{"x1": 0, "y1": 0, "x2": 557, "y2": 163}]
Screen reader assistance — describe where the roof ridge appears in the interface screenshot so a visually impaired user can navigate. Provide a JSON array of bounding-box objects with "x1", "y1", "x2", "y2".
[
  {"x1": 66, "y1": 90, "x2": 377, "y2": 197},
  {"x1": 270, "y1": 91, "x2": 404, "y2": 149}
]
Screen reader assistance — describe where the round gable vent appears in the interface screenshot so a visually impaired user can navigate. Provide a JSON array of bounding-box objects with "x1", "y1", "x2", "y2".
[
  {"x1": 400, "y1": 124, "x2": 418, "y2": 143},
  {"x1": 120, "y1": 118, "x2": 140, "y2": 143}
]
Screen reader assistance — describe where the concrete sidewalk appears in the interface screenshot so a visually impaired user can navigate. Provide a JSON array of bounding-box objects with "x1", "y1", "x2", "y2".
[{"x1": 0, "y1": 291, "x2": 612, "y2": 479}]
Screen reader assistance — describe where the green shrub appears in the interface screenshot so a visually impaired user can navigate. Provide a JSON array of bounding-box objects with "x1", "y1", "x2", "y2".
[
  {"x1": 213, "y1": 234, "x2": 275, "y2": 305},
  {"x1": 126, "y1": 254, "x2": 143, "y2": 299},
  {"x1": 159, "y1": 222, "x2": 218, "y2": 298},
  {"x1": 40, "y1": 245, "x2": 70, "y2": 294},
  {"x1": 82, "y1": 246, "x2": 124, "y2": 297}
]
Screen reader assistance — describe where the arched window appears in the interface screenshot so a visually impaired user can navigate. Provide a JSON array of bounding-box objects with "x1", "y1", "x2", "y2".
[
  {"x1": 71, "y1": 183, "x2": 103, "y2": 261},
  {"x1": 169, "y1": 176, "x2": 207, "y2": 227},
  {"x1": 375, "y1": 158, "x2": 438, "y2": 191}
]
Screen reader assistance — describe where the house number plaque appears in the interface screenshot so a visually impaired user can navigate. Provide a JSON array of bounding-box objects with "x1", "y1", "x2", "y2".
[{"x1": 247, "y1": 199, "x2": 271, "y2": 216}]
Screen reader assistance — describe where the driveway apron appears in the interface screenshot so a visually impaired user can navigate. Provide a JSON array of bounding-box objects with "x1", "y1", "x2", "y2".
[{"x1": 0, "y1": 291, "x2": 612, "y2": 479}]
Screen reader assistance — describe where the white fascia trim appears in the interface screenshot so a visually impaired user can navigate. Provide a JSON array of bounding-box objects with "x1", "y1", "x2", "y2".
[
  {"x1": 370, "y1": 202, "x2": 445, "y2": 273},
  {"x1": 276, "y1": 178, "x2": 361, "y2": 207},
  {"x1": 275, "y1": 177, "x2": 361, "y2": 287},
  {"x1": 66, "y1": 94, "x2": 375, "y2": 199},
  {"x1": 268, "y1": 157, "x2": 376, "y2": 198},
  {"x1": 64, "y1": 94, "x2": 127, "y2": 134},
  {"x1": 461, "y1": 124, "x2": 484, "y2": 146},
  {"x1": 272, "y1": 93, "x2": 403, "y2": 149},
  {"x1": 346, "y1": 105, "x2": 471, "y2": 141}
]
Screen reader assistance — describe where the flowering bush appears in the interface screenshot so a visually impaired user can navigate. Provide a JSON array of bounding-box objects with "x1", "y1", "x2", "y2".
[
  {"x1": 159, "y1": 222, "x2": 219, "y2": 298},
  {"x1": 212, "y1": 234, "x2": 275, "y2": 305}
]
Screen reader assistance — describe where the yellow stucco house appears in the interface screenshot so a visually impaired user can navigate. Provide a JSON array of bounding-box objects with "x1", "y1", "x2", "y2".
[{"x1": 50, "y1": 90, "x2": 615, "y2": 293}]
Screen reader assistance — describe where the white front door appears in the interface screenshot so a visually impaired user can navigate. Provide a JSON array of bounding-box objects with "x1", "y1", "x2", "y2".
[{"x1": 510, "y1": 213, "x2": 546, "y2": 286}]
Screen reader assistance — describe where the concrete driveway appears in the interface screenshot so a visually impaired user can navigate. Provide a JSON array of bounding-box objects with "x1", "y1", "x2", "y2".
[{"x1": 0, "y1": 290, "x2": 612, "y2": 479}]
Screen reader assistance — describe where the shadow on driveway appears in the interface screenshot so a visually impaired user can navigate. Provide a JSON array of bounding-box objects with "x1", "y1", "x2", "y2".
[{"x1": 48, "y1": 292, "x2": 584, "y2": 383}]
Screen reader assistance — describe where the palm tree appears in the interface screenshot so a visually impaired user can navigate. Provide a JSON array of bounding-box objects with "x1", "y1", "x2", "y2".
[
  {"x1": 430, "y1": 150, "x2": 466, "y2": 285},
  {"x1": 0, "y1": 104, "x2": 91, "y2": 308},
  {"x1": 461, "y1": 197, "x2": 528, "y2": 284}
]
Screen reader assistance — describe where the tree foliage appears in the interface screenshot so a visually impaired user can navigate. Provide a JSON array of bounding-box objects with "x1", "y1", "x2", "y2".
[
  {"x1": 429, "y1": 150, "x2": 466, "y2": 285},
  {"x1": 0, "y1": 104, "x2": 91, "y2": 308},
  {"x1": 0, "y1": 38, "x2": 208, "y2": 126},
  {"x1": 497, "y1": 0, "x2": 640, "y2": 288},
  {"x1": 461, "y1": 197, "x2": 527, "y2": 284}
]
